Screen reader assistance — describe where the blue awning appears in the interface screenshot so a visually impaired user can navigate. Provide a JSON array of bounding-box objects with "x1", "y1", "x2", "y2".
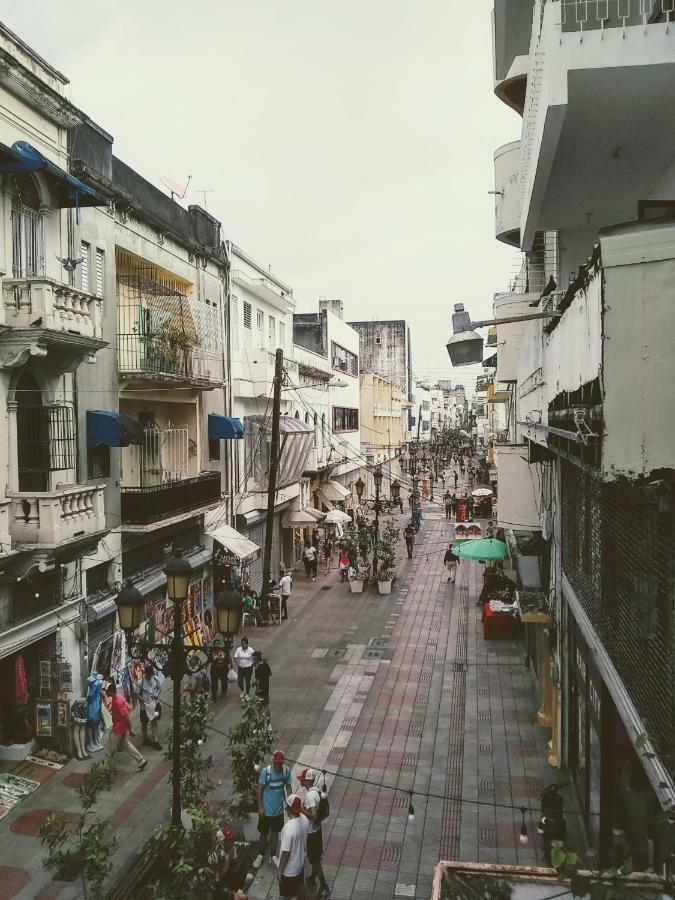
[
  {"x1": 0, "y1": 141, "x2": 107, "y2": 210},
  {"x1": 208, "y1": 414, "x2": 244, "y2": 440},
  {"x1": 87, "y1": 410, "x2": 144, "y2": 448}
]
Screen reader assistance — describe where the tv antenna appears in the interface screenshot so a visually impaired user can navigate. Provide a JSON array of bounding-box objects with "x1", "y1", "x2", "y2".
[
  {"x1": 159, "y1": 174, "x2": 192, "y2": 201},
  {"x1": 193, "y1": 188, "x2": 215, "y2": 211}
]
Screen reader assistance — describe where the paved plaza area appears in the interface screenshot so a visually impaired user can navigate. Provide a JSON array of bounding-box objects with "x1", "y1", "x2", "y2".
[{"x1": 0, "y1": 496, "x2": 558, "y2": 900}]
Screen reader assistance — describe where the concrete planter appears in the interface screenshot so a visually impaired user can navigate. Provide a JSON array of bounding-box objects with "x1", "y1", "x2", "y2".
[
  {"x1": 377, "y1": 578, "x2": 393, "y2": 595},
  {"x1": 349, "y1": 578, "x2": 365, "y2": 593}
]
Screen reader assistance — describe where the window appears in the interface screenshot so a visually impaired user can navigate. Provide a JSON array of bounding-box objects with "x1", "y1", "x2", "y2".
[
  {"x1": 80, "y1": 241, "x2": 90, "y2": 291},
  {"x1": 256, "y1": 309, "x2": 264, "y2": 347},
  {"x1": 86, "y1": 562, "x2": 111, "y2": 597},
  {"x1": 333, "y1": 407, "x2": 358, "y2": 432},
  {"x1": 243, "y1": 300, "x2": 252, "y2": 347},
  {"x1": 231, "y1": 296, "x2": 240, "y2": 350},
  {"x1": 209, "y1": 438, "x2": 221, "y2": 461},
  {"x1": 11, "y1": 175, "x2": 44, "y2": 278},
  {"x1": 95, "y1": 248, "x2": 105, "y2": 297},
  {"x1": 279, "y1": 321, "x2": 286, "y2": 351},
  {"x1": 331, "y1": 341, "x2": 358, "y2": 376},
  {"x1": 268, "y1": 315, "x2": 276, "y2": 348},
  {"x1": 87, "y1": 444, "x2": 110, "y2": 479}
]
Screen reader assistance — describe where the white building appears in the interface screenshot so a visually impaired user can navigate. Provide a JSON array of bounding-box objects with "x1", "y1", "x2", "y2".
[{"x1": 489, "y1": 0, "x2": 675, "y2": 865}]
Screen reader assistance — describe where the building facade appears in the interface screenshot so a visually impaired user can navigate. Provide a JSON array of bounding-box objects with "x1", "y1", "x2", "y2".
[{"x1": 489, "y1": 0, "x2": 675, "y2": 869}]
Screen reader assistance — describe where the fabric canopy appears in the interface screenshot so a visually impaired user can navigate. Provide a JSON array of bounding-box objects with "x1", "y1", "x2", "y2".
[
  {"x1": 87, "y1": 410, "x2": 144, "y2": 447},
  {"x1": 317, "y1": 480, "x2": 350, "y2": 505},
  {"x1": 208, "y1": 414, "x2": 244, "y2": 440},
  {"x1": 206, "y1": 523, "x2": 260, "y2": 563},
  {"x1": 0, "y1": 141, "x2": 107, "y2": 209},
  {"x1": 282, "y1": 508, "x2": 324, "y2": 528},
  {"x1": 324, "y1": 508, "x2": 352, "y2": 525}
]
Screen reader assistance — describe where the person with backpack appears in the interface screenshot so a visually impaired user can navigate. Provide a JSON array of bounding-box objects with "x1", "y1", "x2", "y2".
[
  {"x1": 299, "y1": 769, "x2": 330, "y2": 897},
  {"x1": 253, "y1": 749, "x2": 292, "y2": 870}
]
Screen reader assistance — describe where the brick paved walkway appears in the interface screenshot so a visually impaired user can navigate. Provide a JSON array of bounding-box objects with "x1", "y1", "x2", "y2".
[{"x1": 0, "y1": 483, "x2": 558, "y2": 900}]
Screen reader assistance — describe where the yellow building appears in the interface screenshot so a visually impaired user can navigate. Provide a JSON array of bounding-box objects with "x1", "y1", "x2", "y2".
[{"x1": 359, "y1": 373, "x2": 407, "y2": 465}]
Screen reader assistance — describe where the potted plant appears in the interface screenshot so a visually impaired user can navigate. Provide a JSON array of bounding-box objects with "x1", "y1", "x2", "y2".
[
  {"x1": 376, "y1": 525, "x2": 399, "y2": 595},
  {"x1": 225, "y1": 693, "x2": 278, "y2": 839}
]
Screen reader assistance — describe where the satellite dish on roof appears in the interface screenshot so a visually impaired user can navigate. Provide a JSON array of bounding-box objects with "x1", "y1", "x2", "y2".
[{"x1": 159, "y1": 175, "x2": 192, "y2": 201}]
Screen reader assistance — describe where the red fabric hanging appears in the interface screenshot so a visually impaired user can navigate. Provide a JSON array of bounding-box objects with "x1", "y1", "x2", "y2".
[{"x1": 15, "y1": 655, "x2": 28, "y2": 705}]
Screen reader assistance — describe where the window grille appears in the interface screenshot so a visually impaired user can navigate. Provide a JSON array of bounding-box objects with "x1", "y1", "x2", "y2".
[
  {"x1": 231, "y1": 296, "x2": 239, "y2": 350},
  {"x1": 268, "y1": 315, "x2": 276, "y2": 347},
  {"x1": 243, "y1": 301, "x2": 252, "y2": 329},
  {"x1": 11, "y1": 204, "x2": 44, "y2": 278},
  {"x1": 332, "y1": 407, "x2": 359, "y2": 432}
]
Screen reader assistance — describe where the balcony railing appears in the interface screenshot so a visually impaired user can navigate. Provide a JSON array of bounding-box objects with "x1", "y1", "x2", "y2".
[
  {"x1": 1, "y1": 277, "x2": 103, "y2": 339},
  {"x1": 560, "y1": 0, "x2": 666, "y2": 32},
  {"x1": 7, "y1": 485, "x2": 105, "y2": 546},
  {"x1": 120, "y1": 471, "x2": 221, "y2": 526}
]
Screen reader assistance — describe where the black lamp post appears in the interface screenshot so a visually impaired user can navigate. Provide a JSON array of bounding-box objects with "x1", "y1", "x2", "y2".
[
  {"x1": 372, "y1": 466, "x2": 383, "y2": 576},
  {"x1": 116, "y1": 552, "x2": 242, "y2": 830}
]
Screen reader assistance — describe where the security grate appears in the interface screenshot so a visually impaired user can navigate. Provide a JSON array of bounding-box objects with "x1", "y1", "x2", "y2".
[
  {"x1": 402, "y1": 753, "x2": 417, "y2": 767},
  {"x1": 479, "y1": 743, "x2": 493, "y2": 754},
  {"x1": 452, "y1": 661, "x2": 466, "y2": 673},
  {"x1": 478, "y1": 711, "x2": 490, "y2": 721},
  {"x1": 479, "y1": 778, "x2": 494, "y2": 792},
  {"x1": 420, "y1": 671, "x2": 432, "y2": 683}
]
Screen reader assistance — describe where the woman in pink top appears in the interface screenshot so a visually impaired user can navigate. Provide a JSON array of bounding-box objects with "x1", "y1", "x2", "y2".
[
  {"x1": 338, "y1": 547, "x2": 350, "y2": 583},
  {"x1": 107, "y1": 682, "x2": 147, "y2": 771}
]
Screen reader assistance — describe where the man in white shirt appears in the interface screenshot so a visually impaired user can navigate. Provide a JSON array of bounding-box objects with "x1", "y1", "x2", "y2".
[
  {"x1": 302, "y1": 541, "x2": 317, "y2": 580},
  {"x1": 277, "y1": 794, "x2": 311, "y2": 899},
  {"x1": 233, "y1": 636, "x2": 255, "y2": 698},
  {"x1": 279, "y1": 571, "x2": 293, "y2": 621}
]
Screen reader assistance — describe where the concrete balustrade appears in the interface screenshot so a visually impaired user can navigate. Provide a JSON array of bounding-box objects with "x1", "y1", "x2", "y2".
[{"x1": 7, "y1": 485, "x2": 105, "y2": 546}]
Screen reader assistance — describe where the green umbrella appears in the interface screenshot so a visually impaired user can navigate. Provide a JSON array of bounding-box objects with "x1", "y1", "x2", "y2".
[{"x1": 451, "y1": 538, "x2": 508, "y2": 561}]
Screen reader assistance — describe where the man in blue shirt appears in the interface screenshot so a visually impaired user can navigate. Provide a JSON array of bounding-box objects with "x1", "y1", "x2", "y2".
[{"x1": 253, "y1": 749, "x2": 292, "y2": 870}]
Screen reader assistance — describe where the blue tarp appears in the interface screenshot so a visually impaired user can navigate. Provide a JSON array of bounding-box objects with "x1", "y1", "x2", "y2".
[
  {"x1": 208, "y1": 414, "x2": 244, "y2": 440},
  {"x1": 87, "y1": 410, "x2": 144, "y2": 447},
  {"x1": 0, "y1": 141, "x2": 106, "y2": 209}
]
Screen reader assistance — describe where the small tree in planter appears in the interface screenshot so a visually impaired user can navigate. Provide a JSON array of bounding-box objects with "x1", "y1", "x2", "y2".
[
  {"x1": 376, "y1": 525, "x2": 399, "y2": 594},
  {"x1": 40, "y1": 757, "x2": 116, "y2": 900},
  {"x1": 164, "y1": 689, "x2": 214, "y2": 809},
  {"x1": 225, "y1": 693, "x2": 278, "y2": 819}
]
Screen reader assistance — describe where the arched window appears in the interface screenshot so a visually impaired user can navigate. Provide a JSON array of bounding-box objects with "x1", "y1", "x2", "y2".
[
  {"x1": 304, "y1": 412, "x2": 310, "y2": 424},
  {"x1": 10, "y1": 174, "x2": 44, "y2": 278},
  {"x1": 294, "y1": 410, "x2": 300, "y2": 419}
]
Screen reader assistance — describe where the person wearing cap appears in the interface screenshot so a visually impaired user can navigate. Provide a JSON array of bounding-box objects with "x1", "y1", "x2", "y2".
[
  {"x1": 277, "y1": 793, "x2": 311, "y2": 899},
  {"x1": 252, "y1": 650, "x2": 272, "y2": 709},
  {"x1": 299, "y1": 769, "x2": 329, "y2": 896},
  {"x1": 253, "y1": 750, "x2": 292, "y2": 870}
]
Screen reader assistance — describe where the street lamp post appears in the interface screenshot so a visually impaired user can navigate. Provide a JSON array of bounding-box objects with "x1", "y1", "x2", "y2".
[
  {"x1": 372, "y1": 466, "x2": 383, "y2": 577},
  {"x1": 115, "y1": 552, "x2": 243, "y2": 829}
]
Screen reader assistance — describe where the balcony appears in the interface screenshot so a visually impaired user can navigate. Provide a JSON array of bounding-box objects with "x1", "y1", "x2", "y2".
[
  {"x1": 0, "y1": 277, "x2": 106, "y2": 370},
  {"x1": 116, "y1": 273, "x2": 224, "y2": 388},
  {"x1": 7, "y1": 485, "x2": 105, "y2": 547},
  {"x1": 120, "y1": 471, "x2": 221, "y2": 527},
  {"x1": 232, "y1": 269, "x2": 295, "y2": 313},
  {"x1": 494, "y1": 141, "x2": 521, "y2": 246},
  {"x1": 233, "y1": 349, "x2": 299, "y2": 399},
  {"x1": 518, "y1": 0, "x2": 675, "y2": 248},
  {"x1": 304, "y1": 445, "x2": 328, "y2": 473},
  {"x1": 493, "y1": 0, "x2": 533, "y2": 114}
]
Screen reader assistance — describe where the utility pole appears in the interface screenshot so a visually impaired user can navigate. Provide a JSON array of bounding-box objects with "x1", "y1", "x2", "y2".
[{"x1": 261, "y1": 348, "x2": 284, "y2": 618}]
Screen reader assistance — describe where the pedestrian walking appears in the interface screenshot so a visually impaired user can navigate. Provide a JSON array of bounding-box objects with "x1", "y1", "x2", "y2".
[
  {"x1": 210, "y1": 638, "x2": 232, "y2": 702},
  {"x1": 337, "y1": 546, "x2": 350, "y2": 582},
  {"x1": 233, "y1": 636, "x2": 255, "y2": 697},
  {"x1": 444, "y1": 543, "x2": 460, "y2": 583},
  {"x1": 453, "y1": 470, "x2": 459, "y2": 489},
  {"x1": 252, "y1": 650, "x2": 272, "y2": 709},
  {"x1": 404, "y1": 522, "x2": 415, "y2": 559},
  {"x1": 107, "y1": 682, "x2": 147, "y2": 772},
  {"x1": 444, "y1": 491, "x2": 452, "y2": 520},
  {"x1": 279, "y1": 570, "x2": 292, "y2": 620},
  {"x1": 299, "y1": 769, "x2": 330, "y2": 897},
  {"x1": 302, "y1": 540, "x2": 318, "y2": 580},
  {"x1": 277, "y1": 793, "x2": 311, "y2": 899},
  {"x1": 253, "y1": 750, "x2": 292, "y2": 871},
  {"x1": 412, "y1": 505, "x2": 422, "y2": 532},
  {"x1": 323, "y1": 536, "x2": 334, "y2": 575},
  {"x1": 135, "y1": 663, "x2": 162, "y2": 751}
]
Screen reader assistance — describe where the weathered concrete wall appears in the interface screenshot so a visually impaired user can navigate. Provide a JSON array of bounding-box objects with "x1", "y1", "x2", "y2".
[{"x1": 348, "y1": 320, "x2": 410, "y2": 401}]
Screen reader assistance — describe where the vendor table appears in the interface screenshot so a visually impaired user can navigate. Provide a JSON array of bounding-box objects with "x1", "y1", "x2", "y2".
[{"x1": 482, "y1": 601, "x2": 518, "y2": 640}]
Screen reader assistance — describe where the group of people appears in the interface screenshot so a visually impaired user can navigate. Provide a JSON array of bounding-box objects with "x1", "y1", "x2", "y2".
[
  {"x1": 254, "y1": 750, "x2": 330, "y2": 899},
  {"x1": 302, "y1": 529, "x2": 335, "y2": 580}
]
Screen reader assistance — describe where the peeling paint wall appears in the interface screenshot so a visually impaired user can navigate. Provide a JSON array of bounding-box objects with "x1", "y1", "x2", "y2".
[{"x1": 348, "y1": 320, "x2": 411, "y2": 402}]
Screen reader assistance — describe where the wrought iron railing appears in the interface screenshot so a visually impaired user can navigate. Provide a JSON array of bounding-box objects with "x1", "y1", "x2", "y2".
[
  {"x1": 120, "y1": 471, "x2": 221, "y2": 525},
  {"x1": 559, "y1": 0, "x2": 669, "y2": 32}
]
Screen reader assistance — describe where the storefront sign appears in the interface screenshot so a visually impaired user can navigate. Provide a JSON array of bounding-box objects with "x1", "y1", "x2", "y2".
[{"x1": 35, "y1": 701, "x2": 53, "y2": 737}]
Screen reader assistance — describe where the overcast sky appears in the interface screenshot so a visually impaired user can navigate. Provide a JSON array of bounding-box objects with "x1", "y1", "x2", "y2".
[{"x1": 4, "y1": 0, "x2": 520, "y2": 392}]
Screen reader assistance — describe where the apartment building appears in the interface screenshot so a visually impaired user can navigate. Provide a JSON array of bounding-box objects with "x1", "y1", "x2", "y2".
[{"x1": 489, "y1": 0, "x2": 675, "y2": 868}]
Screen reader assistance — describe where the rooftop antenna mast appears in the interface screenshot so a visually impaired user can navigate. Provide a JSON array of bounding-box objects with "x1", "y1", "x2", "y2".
[{"x1": 193, "y1": 188, "x2": 215, "y2": 211}]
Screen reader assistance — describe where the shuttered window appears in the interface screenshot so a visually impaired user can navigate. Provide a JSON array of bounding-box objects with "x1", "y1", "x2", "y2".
[
  {"x1": 268, "y1": 315, "x2": 276, "y2": 347},
  {"x1": 279, "y1": 321, "x2": 286, "y2": 351},
  {"x1": 231, "y1": 296, "x2": 240, "y2": 350},
  {"x1": 243, "y1": 301, "x2": 252, "y2": 329},
  {"x1": 95, "y1": 248, "x2": 105, "y2": 297},
  {"x1": 80, "y1": 241, "x2": 90, "y2": 292}
]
